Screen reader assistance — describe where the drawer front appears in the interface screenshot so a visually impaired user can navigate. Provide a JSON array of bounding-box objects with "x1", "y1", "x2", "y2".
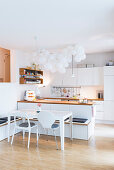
[
  {"x1": 104, "y1": 101, "x2": 114, "y2": 121},
  {"x1": 95, "y1": 111, "x2": 104, "y2": 120},
  {"x1": 93, "y1": 101, "x2": 104, "y2": 112},
  {"x1": 96, "y1": 104, "x2": 104, "y2": 112}
]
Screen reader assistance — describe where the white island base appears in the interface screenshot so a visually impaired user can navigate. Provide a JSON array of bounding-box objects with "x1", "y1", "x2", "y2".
[{"x1": 18, "y1": 101, "x2": 96, "y2": 140}]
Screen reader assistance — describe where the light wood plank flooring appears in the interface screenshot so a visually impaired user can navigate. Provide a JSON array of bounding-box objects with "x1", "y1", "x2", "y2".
[{"x1": 0, "y1": 124, "x2": 114, "y2": 170}]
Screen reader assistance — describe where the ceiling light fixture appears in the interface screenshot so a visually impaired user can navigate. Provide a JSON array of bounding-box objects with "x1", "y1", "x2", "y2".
[{"x1": 33, "y1": 38, "x2": 86, "y2": 73}]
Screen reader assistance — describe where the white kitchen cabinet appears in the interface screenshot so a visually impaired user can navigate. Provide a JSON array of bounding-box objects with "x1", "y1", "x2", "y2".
[
  {"x1": 41, "y1": 104, "x2": 51, "y2": 110},
  {"x1": 18, "y1": 103, "x2": 51, "y2": 111},
  {"x1": 51, "y1": 104, "x2": 69, "y2": 111},
  {"x1": 95, "y1": 111, "x2": 104, "y2": 120},
  {"x1": 52, "y1": 67, "x2": 104, "y2": 87},
  {"x1": 94, "y1": 101, "x2": 104, "y2": 112},
  {"x1": 18, "y1": 103, "x2": 38, "y2": 110},
  {"x1": 104, "y1": 66, "x2": 114, "y2": 76},
  {"x1": 104, "y1": 75, "x2": 114, "y2": 100},
  {"x1": 93, "y1": 101, "x2": 104, "y2": 120},
  {"x1": 77, "y1": 68, "x2": 94, "y2": 86},
  {"x1": 77, "y1": 67, "x2": 103, "y2": 86},
  {"x1": 93, "y1": 67, "x2": 104, "y2": 86},
  {"x1": 104, "y1": 66, "x2": 114, "y2": 122},
  {"x1": 104, "y1": 101, "x2": 114, "y2": 121}
]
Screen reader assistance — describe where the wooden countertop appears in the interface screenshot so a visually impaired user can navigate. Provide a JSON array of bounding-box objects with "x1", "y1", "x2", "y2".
[
  {"x1": 43, "y1": 97, "x2": 104, "y2": 101},
  {"x1": 17, "y1": 99, "x2": 94, "y2": 105}
]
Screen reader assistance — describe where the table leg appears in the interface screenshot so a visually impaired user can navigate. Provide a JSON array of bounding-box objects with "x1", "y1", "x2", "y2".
[
  {"x1": 69, "y1": 115, "x2": 72, "y2": 140},
  {"x1": 60, "y1": 119, "x2": 64, "y2": 151},
  {"x1": 8, "y1": 115, "x2": 10, "y2": 142}
]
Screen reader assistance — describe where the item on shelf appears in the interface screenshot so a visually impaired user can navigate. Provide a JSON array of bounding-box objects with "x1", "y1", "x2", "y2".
[
  {"x1": 77, "y1": 64, "x2": 86, "y2": 68},
  {"x1": 24, "y1": 90, "x2": 36, "y2": 101},
  {"x1": 63, "y1": 88, "x2": 67, "y2": 93},
  {"x1": 96, "y1": 90, "x2": 104, "y2": 99},
  {"x1": 36, "y1": 64, "x2": 41, "y2": 70},
  {"x1": 83, "y1": 98, "x2": 88, "y2": 103},
  {"x1": 79, "y1": 99, "x2": 84, "y2": 103},
  {"x1": 32, "y1": 63, "x2": 36, "y2": 69},
  {"x1": 106, "y1": 60, "x2": 114, "y2": 66},
  {"x1": 86, "y1": 64, "x2": 95, "y2": 68},
  {"x1": 26, "y1": 67, "x2": 32, "y2": 69}
]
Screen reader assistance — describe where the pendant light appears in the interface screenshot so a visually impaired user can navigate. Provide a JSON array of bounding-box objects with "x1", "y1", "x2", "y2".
[{"x1": 72, "y1": 55, "x2": 75, "y2": 77}]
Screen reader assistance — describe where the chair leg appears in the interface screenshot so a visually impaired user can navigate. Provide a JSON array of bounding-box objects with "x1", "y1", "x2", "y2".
[
  {"x1": 11, "y1": 128, "x2": 15, "y2": 145},
  {"x1": 23, "y1": 130, "x2": 25, "y2": 140},
  {"x1": 46, "y1": 129, "x2": 48, "y2": 141},
  {"x1": 38, "y1": 122, "x2": 40, "y2": 137},
  {"x1": 53, "y1": 130, "x2": 58, "y2": 150},
  {"x1": 28, "y1": 130, "x2": 31, "y2": 149},
  {"x1": 36, "y1": 127, "x2": 39, "y2": 146}
]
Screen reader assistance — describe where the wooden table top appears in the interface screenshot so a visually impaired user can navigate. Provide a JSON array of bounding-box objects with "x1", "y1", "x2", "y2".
[{"x1": 17, "y1": 99, "x2": 94, "y2": 105}]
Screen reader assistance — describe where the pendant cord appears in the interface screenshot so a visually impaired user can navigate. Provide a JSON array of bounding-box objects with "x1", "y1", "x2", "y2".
[{"x1": 72, "y1": 55, "x2": 74, "y2": 76}]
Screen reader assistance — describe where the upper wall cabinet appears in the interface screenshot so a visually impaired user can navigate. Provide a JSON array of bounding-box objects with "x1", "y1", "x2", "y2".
[
  {"x1": 52, "y1": 67, "x2": 104, "y2": 87},
  {"x1": 77, "y1": 67, "x2": 104, "y2": 86},
  {"x1": 77, "y1": 68, "x2": 94, "y2": 86},
  {"x1": 92, "y1": 67, "x2": 104, "y2": 86}
]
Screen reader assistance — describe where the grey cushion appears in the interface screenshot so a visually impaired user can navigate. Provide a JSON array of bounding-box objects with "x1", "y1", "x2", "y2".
[
  {"x1": 0, "y1": 120, "x2": 7, "y2": 124},
  {"x1": 19, "y1": 122, "x2": 35, "y2": 127},
  {"x1": 51, "y1": 123, "x2": 59, "y2": 129}
]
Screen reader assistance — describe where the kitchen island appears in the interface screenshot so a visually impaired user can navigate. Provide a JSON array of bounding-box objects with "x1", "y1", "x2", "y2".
[{"x1": 17, "y1": 100, "x2": 96, "y2": 140}]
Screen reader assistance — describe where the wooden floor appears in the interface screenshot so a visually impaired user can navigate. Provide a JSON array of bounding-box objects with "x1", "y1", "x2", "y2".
[{"x1": 0, "y1": 124, "x2": 114, "y2": 170}]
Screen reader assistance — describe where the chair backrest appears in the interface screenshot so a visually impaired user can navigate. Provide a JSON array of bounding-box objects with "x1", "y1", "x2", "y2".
[
  {"x1": 38, "y1": 111, "x2": 55, "y2": 129},
  {"x1": 13, "y1": 111, "x2": 30, "y2": 128}
]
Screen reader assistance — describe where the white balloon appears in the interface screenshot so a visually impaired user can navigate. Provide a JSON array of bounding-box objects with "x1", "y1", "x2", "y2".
[{"x1": 32, "y1": 44, "x2": 86, "y2": 73}]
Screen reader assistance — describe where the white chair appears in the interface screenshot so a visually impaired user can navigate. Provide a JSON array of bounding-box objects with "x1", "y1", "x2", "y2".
[
  {"x1": 38, "y1": 111, "x2": 59, "y2": 150},
  {"x1": 11, "y1": 111, "x2": 39, "y2": 149}
]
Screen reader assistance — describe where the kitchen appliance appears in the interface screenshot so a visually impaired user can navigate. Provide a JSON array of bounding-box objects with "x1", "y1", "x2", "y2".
[
  {"x1": 97, "y1": 90, "x2": 104, "y2": 99},
  {"x1": 24, "y1": 90, "x2": 35, "y2": 101}
]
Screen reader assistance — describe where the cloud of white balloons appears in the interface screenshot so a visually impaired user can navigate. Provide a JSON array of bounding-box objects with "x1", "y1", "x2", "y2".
[{"x1": 33, "y1": 45, "x2": 86, "y2": 73}]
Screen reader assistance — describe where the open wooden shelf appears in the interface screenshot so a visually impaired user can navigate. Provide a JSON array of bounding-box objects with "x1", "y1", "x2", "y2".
[{"x1": 19, "y1": 68, "x2": 43, "y2": 84}]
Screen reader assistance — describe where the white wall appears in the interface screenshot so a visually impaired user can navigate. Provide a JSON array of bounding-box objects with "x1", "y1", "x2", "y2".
[{"x1": 0, "y1": 50, "x2": 41, "y2": 116}]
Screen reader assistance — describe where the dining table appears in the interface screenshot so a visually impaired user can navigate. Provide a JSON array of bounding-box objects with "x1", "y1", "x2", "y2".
[{"x1": 6, "y1": 109, "x2": 72, "y2": 151}]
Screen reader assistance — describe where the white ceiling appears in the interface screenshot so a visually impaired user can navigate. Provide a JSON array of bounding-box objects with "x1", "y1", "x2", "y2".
[{"x1": 0, "y1": 0, "x2": 114, "y2": 53}]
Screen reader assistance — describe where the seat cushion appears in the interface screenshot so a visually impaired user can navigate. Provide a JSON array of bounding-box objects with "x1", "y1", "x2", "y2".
[
  {"x1": 19, "y1": 122, "x2": 35, "y2": 127},
  {"x1": 0, "y1": 120, "x2": 7, "y2": 124},
  {"x1": 51, "y1": 123, "x2": 59, "y2": 129}
]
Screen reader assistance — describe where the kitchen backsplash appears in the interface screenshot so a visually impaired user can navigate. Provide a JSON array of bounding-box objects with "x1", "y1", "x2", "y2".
[{"x1": 51, "y1": 86, "x2": 104, "y2": 99}]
